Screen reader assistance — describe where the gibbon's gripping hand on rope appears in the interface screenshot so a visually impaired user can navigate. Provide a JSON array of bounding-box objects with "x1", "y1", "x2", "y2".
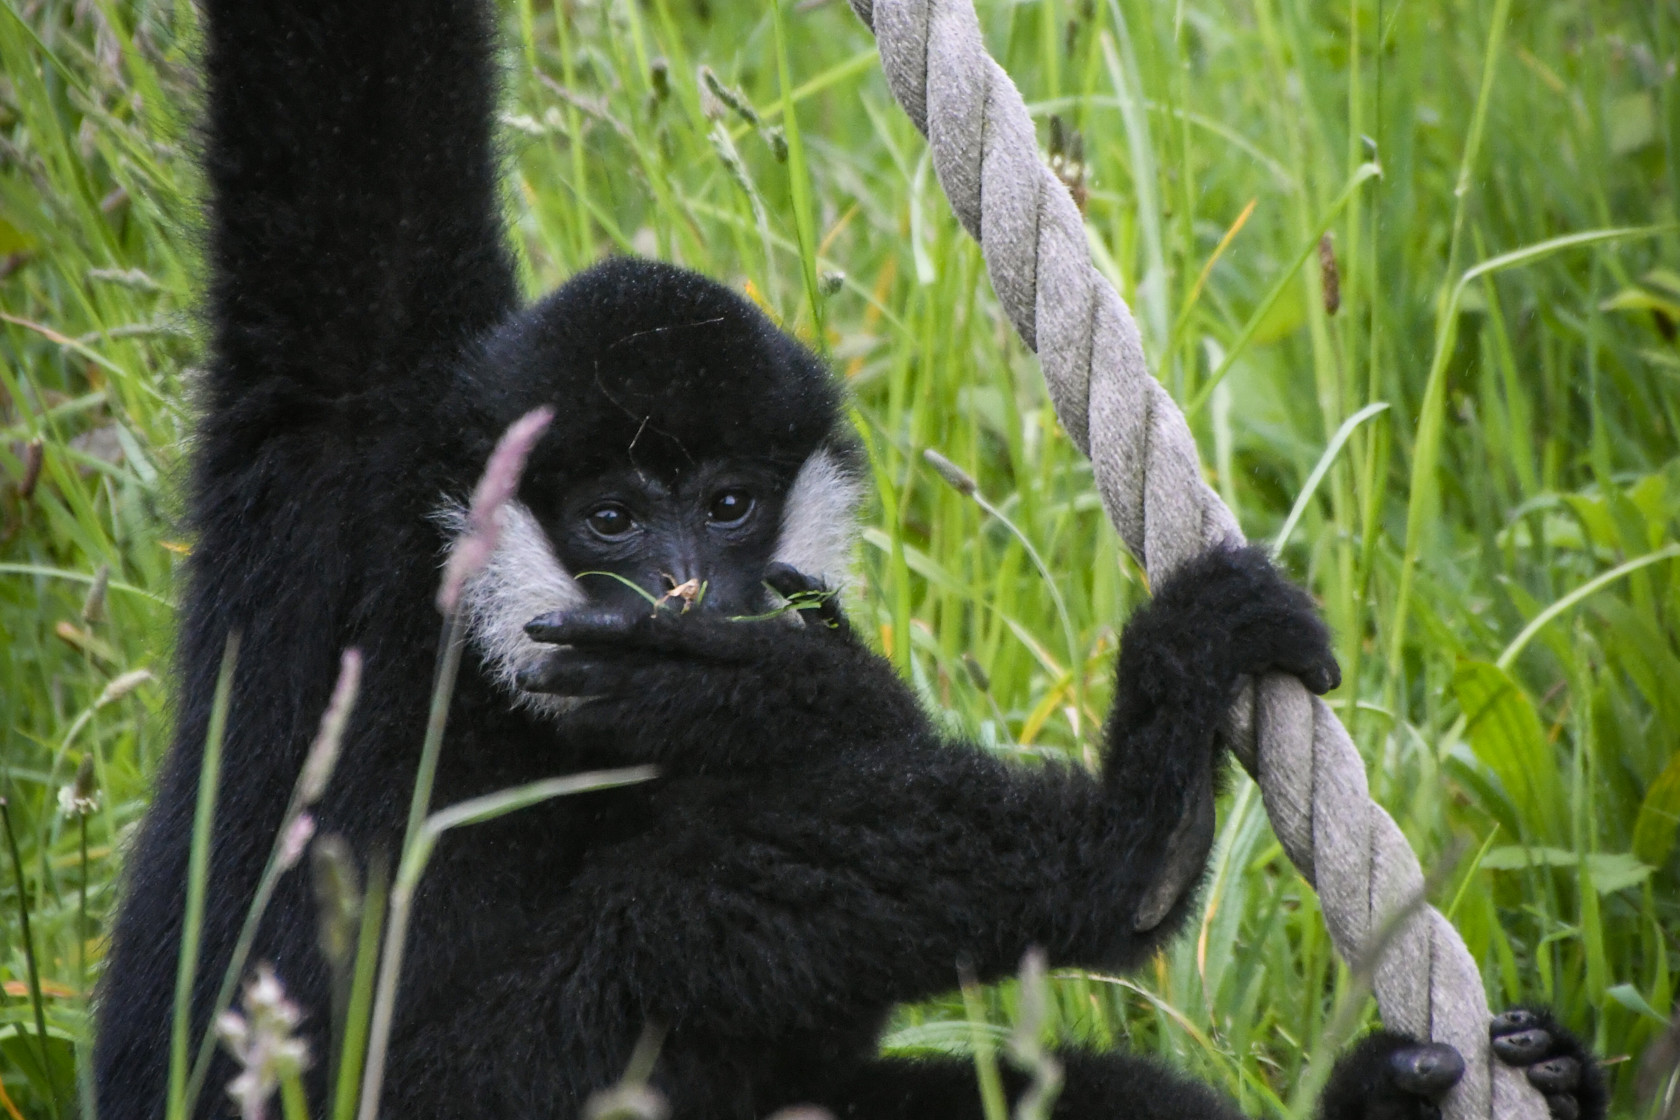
[
  {"x1": 1319, "y1": 1010, "x2": 1605, "y2": 1120},
  {"x1": 1108, "y1": 544, "x2": 1341, "y2": 931}
]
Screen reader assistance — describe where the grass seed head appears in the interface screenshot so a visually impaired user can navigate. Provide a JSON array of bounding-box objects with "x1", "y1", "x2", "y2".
[
  {"x1": 216, "y1": 963, "x2": 310, "y2": 1120},
  {"x1": 277, "y1": 813, "x2": 315, "y2": 872},
  {"x1": 299, "y1": 647, "x2": 362, "y2": 805},
  {"x1": 310, "y1": 834, "x2": 362, "y2": 968},
  {"x1": 1319, "y1": 233, "x2": 1340, "y2": 316},
  {"x1": 96, "y1": 667, "x2": 153, "y2": 706},
  {"x1": 922, "y1": 448, "x2": 977, "y2": 497},
  {"x1": 57, "y1": 754, "x2": 101, "y2": 819},
  {"x1": 438, "y1": 406, "x2": 555, "y2": 614},
  {"x1": 80, "y1": 562, "x2": 110, "y2": 623}
]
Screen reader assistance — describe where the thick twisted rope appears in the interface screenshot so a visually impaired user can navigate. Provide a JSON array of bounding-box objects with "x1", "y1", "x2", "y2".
[{"x1": 844, "y1": 2, "x2": 1543, "y2": 1117}]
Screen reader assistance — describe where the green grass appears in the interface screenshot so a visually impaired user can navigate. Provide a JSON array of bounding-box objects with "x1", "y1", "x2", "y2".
[{"x1": 2, "y1": 0, "x2": 1678, "y2": 1116}]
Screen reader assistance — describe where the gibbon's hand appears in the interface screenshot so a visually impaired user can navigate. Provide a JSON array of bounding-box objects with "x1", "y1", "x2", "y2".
[
  {"x1": 518, "y1": 566, "x2": 846, "y2": 693},
  {"x1": 516, "y1": 605, "x2": 792, "y2": 695},
  {"x1": 1113, "y1": 544, "x2": 1343, "y2": 713},
  {"x1": 1193, "y1": 545, "x2": 1343, "y2": 697},
  {"x1": 516, "y1": 588, "x2": 927, "y2": 769},
  {"x1": 763, "y1": 561, "x2": 851, "y2": 636}
]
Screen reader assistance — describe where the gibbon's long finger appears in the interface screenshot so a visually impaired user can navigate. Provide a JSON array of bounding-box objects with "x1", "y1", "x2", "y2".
[
  {"x1": 523, "y1": 607, "x2": 729, "y2": 653},
  {"x1": 1487, "y1": 1008, "x2": 1606, "y2": 1120},
  {"x1": 1491, "y1": 1009, "x2": 1543, "y2": 1034},
  {"x1": 523, "y1": 607, "x2": 634, "y2": 649},
  {"x1": 1296, "y1": 656, "x2": 1341, "y2": 695},
  {"x1": 524, "y1": 607, "x2": 641, "y2": 647},
  {"x1": 526, "y1": 606, "x2": 777, "y2": 663}
]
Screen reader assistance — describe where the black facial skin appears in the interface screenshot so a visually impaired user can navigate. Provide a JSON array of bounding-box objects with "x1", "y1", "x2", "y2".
[{"x1": 550, "y1": 463, "x2": 788, "y2": 616}]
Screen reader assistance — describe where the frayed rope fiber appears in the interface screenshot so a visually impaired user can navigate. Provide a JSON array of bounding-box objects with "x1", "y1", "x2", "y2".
[{"x1": 844, "y1": 1, "x2": 1545, "y2": 1117}]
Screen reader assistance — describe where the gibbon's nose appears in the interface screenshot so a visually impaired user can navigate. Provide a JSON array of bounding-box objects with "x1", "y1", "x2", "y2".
[{"x1": 659, "y1": 547, "x2": 713, "y2": 612}]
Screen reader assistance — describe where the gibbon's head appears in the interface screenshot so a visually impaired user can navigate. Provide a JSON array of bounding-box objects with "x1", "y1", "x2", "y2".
[{"x1": 450, "y1": 258, "x2": 863, "y2": 707}]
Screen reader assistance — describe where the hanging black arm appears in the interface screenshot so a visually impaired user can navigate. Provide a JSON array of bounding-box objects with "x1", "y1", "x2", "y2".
[{"x1": 200, "y1": 0, "x2": 517, "y2": 406}]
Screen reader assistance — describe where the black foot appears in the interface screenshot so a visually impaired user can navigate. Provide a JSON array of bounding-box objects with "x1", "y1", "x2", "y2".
[
  {"x1": 1490, "y1": 1008, "x2": 1606, "y2": 1120},
  {"x1": 1319, "y1": 1031, "x2": 1465, "y2": 1120},
  {"x1": 1319, "y1": 1012, "x2": 1605, "y2": 1120}
]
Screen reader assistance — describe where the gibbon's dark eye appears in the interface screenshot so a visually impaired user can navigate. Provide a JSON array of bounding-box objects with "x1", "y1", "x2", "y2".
[
  {"x1": 708, "y1": 489, "x2": 754, "y2": 525},
  {"x1": 585, "y1": 503, "x2": 635, "y2": 539}
]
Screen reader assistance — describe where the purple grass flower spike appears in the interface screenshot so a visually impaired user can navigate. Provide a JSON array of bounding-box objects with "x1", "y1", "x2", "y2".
[
  {"x1": 437, "y1": 406, "x2": 555, "y2": 615},
  {"x1": 298, "y1": 648, "x2": 361, "y2": 806},
  {"x1": 216, "y1": 964, "x2": 309, "y2": 1120},
  {"x1": 276, "y1": 813, "x2": 315, "y2": 872}
]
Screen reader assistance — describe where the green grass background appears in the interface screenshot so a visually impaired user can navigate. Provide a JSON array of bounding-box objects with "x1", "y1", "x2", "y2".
[{"x1": 2, "y1": 0, "x2": 1678, "y2": 1116}]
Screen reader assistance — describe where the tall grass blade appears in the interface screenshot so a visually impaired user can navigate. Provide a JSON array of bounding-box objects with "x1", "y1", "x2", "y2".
[
  {"x1": 0, "y1": 794, "x2": 59, "y2": 1118},
  {"x1": 184, "y1": 648, "x2": 363, "y2": 1113},
  {"x1": 771, "y1": 0, "x2": 824, "y2": 336},
  {"x1": 167, "y1": 634, "x2": 240, "y2": 1120},
  {"x1": 330, "y1": 854, "x2": 387, "y2": 1120},
  {"x1": 355, "y1": 765, "x2": 656, "y2": 1120},
  {"x1": 1185, "y1": 163, "x2": 1380, "y2": 417},
  {"x1": 1273, "y1": 401, "x2": 1390, "y2": 554},
  {"x1": 1391, "y1": 227, "x2": 1679, "y2": 669}
]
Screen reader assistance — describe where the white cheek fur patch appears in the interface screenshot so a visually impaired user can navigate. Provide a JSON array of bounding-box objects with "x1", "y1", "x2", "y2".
[
  {"x1": 440, "y1": 444, "x2": 863, "y2": 718},
  {"x1": 438, "y1": 499, "x2": 586, "y2": 720},
  {"x1": 772, "y1": 447, "x2": 864, "y2": 591}
]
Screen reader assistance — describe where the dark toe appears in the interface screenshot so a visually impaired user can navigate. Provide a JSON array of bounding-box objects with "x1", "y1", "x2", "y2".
[
  {"x1": 1491, "y1": 1028, "x2": 1552, "y2": 1065},
  {"x1": 1491, "y1": 1009, "x2": 1542, "y2": 1035},
  {"x1": 1388, "y1": 1044, "x2": 1466, "y2": 1098},
  {"x1": 1527, "y1": 1057, "x2": 1580, "y2": 1094},
  {"x1": 1545, "y1": 1094, "x2": 1579, "y2": 1120}
]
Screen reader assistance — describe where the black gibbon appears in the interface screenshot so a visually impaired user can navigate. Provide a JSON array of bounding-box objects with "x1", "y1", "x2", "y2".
[{"x1": 94, "y1": 2, "x2": 1603, "y2": 1119}]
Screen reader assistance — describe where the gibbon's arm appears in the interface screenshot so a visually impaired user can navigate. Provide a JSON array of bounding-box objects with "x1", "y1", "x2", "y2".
[
  {"x1": 523, "y1": 547, "x2": 1336, "y2": 791},
  {"x1": 512, "y1": 549, "x2": 1340, "y2": 1031},
  {"x1": 200, "y1": 0, "x2": 516, "y2": 404}
]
